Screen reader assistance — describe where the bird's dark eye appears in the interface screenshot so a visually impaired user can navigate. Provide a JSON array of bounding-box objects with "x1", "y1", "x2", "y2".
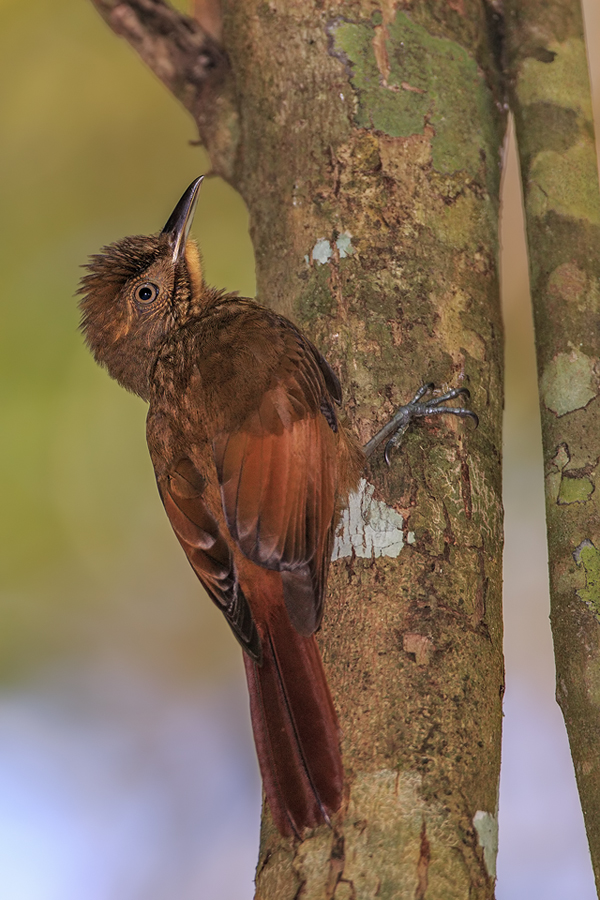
[{"x1": 135, "y1": 283, "x2": 159, "y2": 304}]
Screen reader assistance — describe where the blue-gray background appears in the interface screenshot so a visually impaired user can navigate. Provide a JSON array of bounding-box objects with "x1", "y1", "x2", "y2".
[{"x1": 1, "y1": 1, "x2": 598, "y2": 896}]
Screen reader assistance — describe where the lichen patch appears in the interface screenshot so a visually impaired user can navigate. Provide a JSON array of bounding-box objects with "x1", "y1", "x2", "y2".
[
  {"x1": 573, "y1": 540, "x2": 600, "y2": 621},
  {"x1": 548, "y1": 262, "x2": 587, "y2": 305},
  {"x1": 331, "y1": 11, "x2": 497, "y2": 180},
  {"x1": 309, "y1": 233, "x2": 354, "y2": 266},
  {"x1": 527, "y1": 141, "x2": 600, "y2": 225},
  {"x1": 558, "y1": 473, "x2": 594, "y2": 505},
  {"x1": 332, "y1": 478, "x2": 405, "y2": 560},
  {"x1": 517, "y1": 37, "x2": 594, "y2": 121},
  {"x1": 342, "y1": 770, "x2": 474, "y2": 897},
  {"x1": 473, "y1": 810, "x2": 498, "y2": 879},
  {"x1": 312, "y1": 238, "x2": 333, "y2": 264},
  {"x1": 540, "y1": 350, "x2": 597, "y2": 416}
]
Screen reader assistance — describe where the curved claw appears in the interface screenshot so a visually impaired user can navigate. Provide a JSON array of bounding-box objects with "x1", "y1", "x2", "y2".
[
  {"x1": 384, "y1": 439, "x2": 394, "y2": 467},
  {"x1": 364, "y1": 381, "x2": 479, "y2": 462}
]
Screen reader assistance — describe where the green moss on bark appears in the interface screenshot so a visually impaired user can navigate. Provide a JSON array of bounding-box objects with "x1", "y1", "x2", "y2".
[{"x1": 333, "y1": 12, "x2": 501, "y2": 192}]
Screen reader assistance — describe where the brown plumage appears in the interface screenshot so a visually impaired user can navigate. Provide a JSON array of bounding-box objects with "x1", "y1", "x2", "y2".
[{"x1": 79, "y1": 177, "x2": 364, "y2": 836}]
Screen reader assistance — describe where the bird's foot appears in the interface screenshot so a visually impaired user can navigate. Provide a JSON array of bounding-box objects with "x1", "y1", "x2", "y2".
[{"x1": 364, "y1": 383, "x2": 478, "y2": 466}]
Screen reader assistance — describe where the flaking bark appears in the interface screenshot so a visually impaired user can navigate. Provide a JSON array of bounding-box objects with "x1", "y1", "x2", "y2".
[
  {"x1": 90, "y1": 0, "x2": 506, "y2": 895},
  {"x1": 504, "y1": 0, "x2": 600, "y2": 885}
]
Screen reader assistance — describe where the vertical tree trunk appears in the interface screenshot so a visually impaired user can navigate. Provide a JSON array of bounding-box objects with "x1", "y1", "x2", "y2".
[
  {"x1": 504, "y1": 0, "x2": 600, "y2": 885},
  {"x1": 91, "y1": 1, "x2": 506, "y2": 895}
]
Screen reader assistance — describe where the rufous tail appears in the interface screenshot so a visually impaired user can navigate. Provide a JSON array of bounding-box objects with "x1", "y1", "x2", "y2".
[{"x1": 243, "y1": 602, "x2": 343, "y2": 837}]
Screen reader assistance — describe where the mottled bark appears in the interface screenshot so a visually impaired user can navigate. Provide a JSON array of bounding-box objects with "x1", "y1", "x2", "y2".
[
  {"x1": 504, "y1": 0, "x2": 600, "y2": 885},
  {"x1": 91, "y1": 1, "x2": 506, "y2": 895}
]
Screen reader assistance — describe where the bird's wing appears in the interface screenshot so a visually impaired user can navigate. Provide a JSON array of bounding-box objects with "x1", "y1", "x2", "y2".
[
  {"x1": 212, "y1": 329, "x2": 339, "y2": 636},
  {"x1": 154, "y1": 455, "x2": 261, "y2": 661}
]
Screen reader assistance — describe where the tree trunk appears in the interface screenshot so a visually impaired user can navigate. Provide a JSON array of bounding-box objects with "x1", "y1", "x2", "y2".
[
  {"x1": 504, "y1": 0, "x2": 600, "y2": 885},
  {"x1": 90, "y1": 1, "x2": 506, "y2": 895}
]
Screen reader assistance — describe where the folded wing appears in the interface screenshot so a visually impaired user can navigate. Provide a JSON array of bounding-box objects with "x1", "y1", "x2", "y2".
[
  {"x1": 212, "y1": 329, "x2": 340, "y2": 635},
  {"x1": 156, "y1": 456, "x2": 261, "y2": 660}
]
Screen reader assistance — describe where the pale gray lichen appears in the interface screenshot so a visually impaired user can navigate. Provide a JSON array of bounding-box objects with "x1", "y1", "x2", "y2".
[
  {"x1": 332, "y1": 478, "x2": 404, "y2": 560},
  {"x1": 336, "y1": 232, "x2": 354, "y2": 258},
  {"x1": 473, "y1": 810, "x2": 498, "y2": 879},
  {"x1": 312, "y1": 238, "x2": 333, "y2": 265},
  {"x1": 311, "y1": 233, "x2": 354, "y2": 265}
]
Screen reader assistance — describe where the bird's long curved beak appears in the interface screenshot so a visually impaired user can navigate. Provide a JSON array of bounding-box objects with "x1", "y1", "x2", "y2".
[{"x1": 162, "y1": 176, "x2": 204, "y2": 264}]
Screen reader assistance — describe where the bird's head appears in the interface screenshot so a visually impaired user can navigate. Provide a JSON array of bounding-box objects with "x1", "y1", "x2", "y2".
[{"x1": 78, "y1": 177, "x2": 205, "y2": 399}]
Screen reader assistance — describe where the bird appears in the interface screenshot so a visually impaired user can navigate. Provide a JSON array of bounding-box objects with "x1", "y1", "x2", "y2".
[{"x1": 78, "y1": 176, "x2": 477, "y2": 837}]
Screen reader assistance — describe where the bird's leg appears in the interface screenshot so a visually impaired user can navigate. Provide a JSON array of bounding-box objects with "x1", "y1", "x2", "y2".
[{"x1": 364, "y1": 383, "x2": 479, "y2": 466}]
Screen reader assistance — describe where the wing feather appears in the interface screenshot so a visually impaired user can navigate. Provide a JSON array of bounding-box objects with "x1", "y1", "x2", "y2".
[
  {"x1": 156, "y1": 457, "x2": 261, "y2": 661},
  {"x1": 150, "y1": 306, "x2": 345, "y2": 642},
  {"x1": 213, "y1": 353, "x2": 339, "y2": 636}
]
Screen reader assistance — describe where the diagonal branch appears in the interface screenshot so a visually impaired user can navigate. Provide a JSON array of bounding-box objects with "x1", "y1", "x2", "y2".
[{"x1": 90, "y1": 0, "x2": 238, "y2": 177}]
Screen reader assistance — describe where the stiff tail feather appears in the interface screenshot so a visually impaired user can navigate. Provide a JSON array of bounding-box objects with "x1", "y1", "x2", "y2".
[{"x1": 243, "y1": 602, "x2": 343, "y2": 836}]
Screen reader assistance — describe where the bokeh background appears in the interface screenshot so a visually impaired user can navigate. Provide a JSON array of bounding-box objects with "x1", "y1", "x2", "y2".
[{"x1": 1, "y1": 1, "x2": 599, "y2": 896}]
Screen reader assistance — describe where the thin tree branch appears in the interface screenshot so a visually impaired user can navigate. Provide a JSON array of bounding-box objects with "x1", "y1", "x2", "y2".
[
  {"x1": 90, "y1": 0, "x2": 238, "y2": 177},
  {"x1": 91, "y1": 0, "x2": 224, "y2": 101}
]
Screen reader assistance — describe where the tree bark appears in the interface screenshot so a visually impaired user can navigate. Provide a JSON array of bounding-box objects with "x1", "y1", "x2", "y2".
[
  {"x1": 504, "y1": 0, "x2": 600, "y2": 885},
  {"x1": 90, "y1": 0, "x2": 506, "y2": 895}
]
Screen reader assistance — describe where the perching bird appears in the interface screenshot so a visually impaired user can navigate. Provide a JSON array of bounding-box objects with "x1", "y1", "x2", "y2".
[{"x1": 79, "y1": 177, "x2": 477, "y2": 836}]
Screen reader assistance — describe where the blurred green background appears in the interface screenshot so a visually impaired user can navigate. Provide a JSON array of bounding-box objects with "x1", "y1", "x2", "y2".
[
  {"x1": 0, "y1": 0, "x2": 599, "y2": 897},
  {"x1": 1, "y1": 0, "x2": 256, "y2": 686}
]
